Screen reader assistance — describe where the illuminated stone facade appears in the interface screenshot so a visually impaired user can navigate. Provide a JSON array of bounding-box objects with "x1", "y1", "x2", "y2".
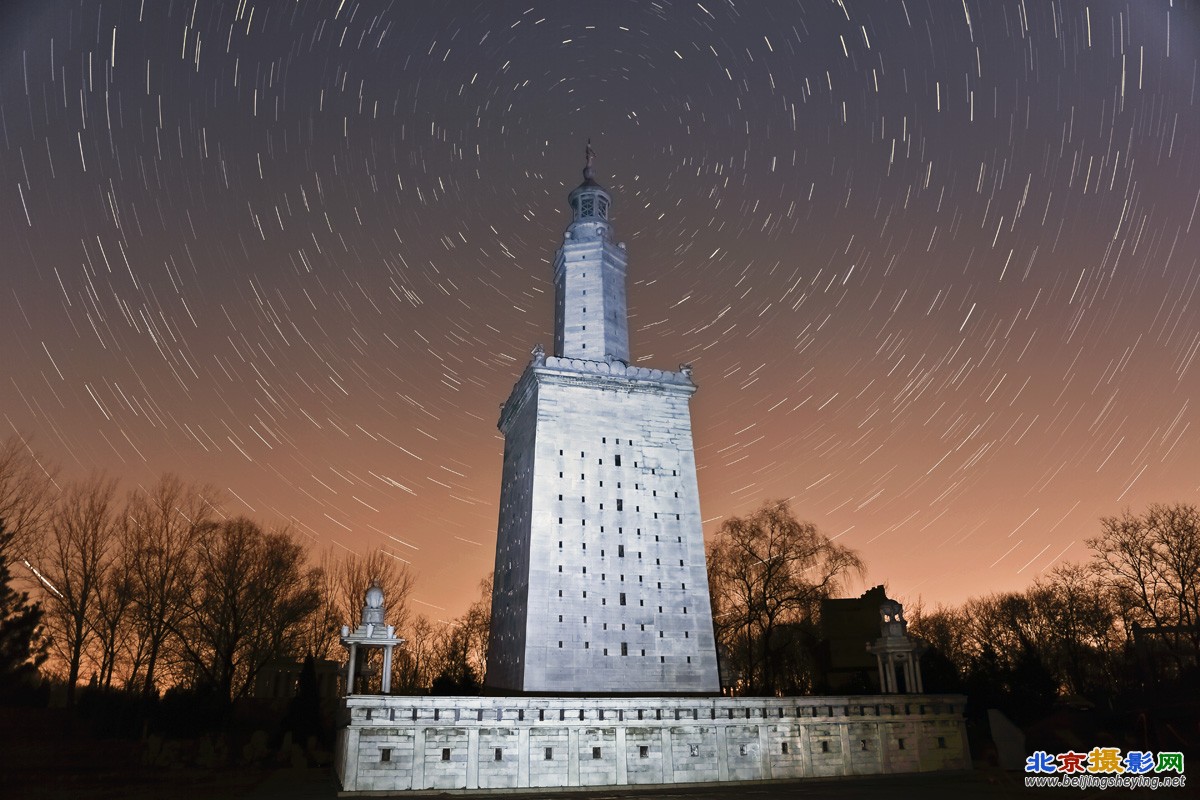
[{"x1": 485, "y1": 150, "x2": 719, "y2": 694}]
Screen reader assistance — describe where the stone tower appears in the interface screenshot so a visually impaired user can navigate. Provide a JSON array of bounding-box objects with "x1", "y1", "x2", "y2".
[{"x1": 486, "y1": 144, "x2": 719, "y2": 694}]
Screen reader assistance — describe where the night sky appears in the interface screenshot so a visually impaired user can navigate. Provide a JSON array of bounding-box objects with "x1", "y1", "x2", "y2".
[{"x1": 3, "y1": 1, "x2": 1198, "y2": 621}]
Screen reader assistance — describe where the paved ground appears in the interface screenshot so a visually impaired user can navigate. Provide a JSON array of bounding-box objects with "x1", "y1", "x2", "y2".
[{"x1": 243, "y1": 768, "x2": 1192, "y2": 800}]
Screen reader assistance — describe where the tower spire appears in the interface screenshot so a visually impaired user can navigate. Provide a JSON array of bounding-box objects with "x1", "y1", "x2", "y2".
[
  {"x1": 556, "y1": 142, "x2": 629, "y2": 362},
  {"x1": 583, "y1": 138, "x2": 596, "y2": 181}
]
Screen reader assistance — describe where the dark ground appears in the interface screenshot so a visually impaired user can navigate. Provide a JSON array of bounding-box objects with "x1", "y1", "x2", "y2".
[
  {"x1": 7, "y1": 762, "x2": 1194, "y2": 800},
  {"x1": 3, "y1": 708, "x2": 1192, "y2": 800},
  {"x1": 250, "y1": 768, "x2": 1191, "y2": 799}
]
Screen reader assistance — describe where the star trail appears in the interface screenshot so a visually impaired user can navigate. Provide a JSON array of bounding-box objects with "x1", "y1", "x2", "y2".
[{"x1": 2, "y1": 0, "x2": 1198, "y2": 618}]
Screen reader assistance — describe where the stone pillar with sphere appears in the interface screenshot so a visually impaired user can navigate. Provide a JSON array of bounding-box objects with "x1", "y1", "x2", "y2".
[{"x1": 340, "y1": 582, "x2": 405, "y2": 695}]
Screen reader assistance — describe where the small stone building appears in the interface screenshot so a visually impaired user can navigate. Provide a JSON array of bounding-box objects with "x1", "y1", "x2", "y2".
[{"x1": 821, "y1": 585, "x2": 926, "y2": 693}]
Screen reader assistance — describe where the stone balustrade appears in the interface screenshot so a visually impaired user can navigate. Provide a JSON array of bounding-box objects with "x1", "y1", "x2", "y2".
[{"x1": 336, "y1": 693, "x2": 970, "y2": 792}]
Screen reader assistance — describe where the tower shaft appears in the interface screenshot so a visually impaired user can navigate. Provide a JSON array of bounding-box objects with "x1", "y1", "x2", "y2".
[
  {"x1": 487, "y1": 146, "x2": 718, "y2": 695},
  {"x1": 553, "y1": 232, "x2": 630, "y2": 362}
]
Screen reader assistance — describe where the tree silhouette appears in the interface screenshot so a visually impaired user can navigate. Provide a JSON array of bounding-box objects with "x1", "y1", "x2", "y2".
[
  {"x1": 41, "y1": 475, "x2": 119, "y2": 706},
  {"x1": 0, "y1": 522, "x2": 47, "y2": 703},
  {"x1": 283, "y1": 654, "x2": 324, "y2": 748},
  {"x1": 1089, "y1": 503, "x2": 1200, "y2": 676},
  {"x1": 0, "y1": 437, "x2": 57, "y2": 564},
  {"x1": 175, "y1": 517, "x2": 321, "y2": 705},
  {"x1": 124, "y1": 474, "x2": 218, "y2": 697},
  {"x1": 707, "y1": 500, "x2": 864, "y2": 695}
]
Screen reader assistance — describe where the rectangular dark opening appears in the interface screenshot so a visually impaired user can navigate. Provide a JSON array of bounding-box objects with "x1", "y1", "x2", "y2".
[
  {"x1": 494, "y1": 747, "x2": 503, "y2": 761},
  {"x1": 441, "y1": 748, "x2": 451, "y2": 761},
  {"x1": 380, "y1": 748, "x2": 391, "y2": 762},
  {"x1": 592, "y1": 746, "x2": 602, "y2": 760},
  {"x1": 639, "y1": 746, "x2": 649, "y2": 759},
  {"x1": 544, "y1": 747, "x2": 553, "y2": 760}
]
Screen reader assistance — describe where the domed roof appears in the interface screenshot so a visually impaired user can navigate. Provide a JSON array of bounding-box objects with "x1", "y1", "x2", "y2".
[
  {"x1": 365, "y1": 582, "x2": 384, "y2": 609},
  {"x1": 566, "y1": 139, "x2": 612, "y2": 226}
]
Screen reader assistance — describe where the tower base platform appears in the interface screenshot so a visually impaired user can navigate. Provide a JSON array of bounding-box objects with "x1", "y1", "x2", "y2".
[{"x1": 335, "y1": 693, "x2": 969, "y2": 793}]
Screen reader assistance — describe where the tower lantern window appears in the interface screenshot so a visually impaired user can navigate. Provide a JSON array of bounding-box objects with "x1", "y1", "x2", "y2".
[
  {"x1": 581, "y1": 196, "x2": 595, "y2": 217},
  {"x1": 598, "y1": 197, "x2": 609, "y2": 218}
]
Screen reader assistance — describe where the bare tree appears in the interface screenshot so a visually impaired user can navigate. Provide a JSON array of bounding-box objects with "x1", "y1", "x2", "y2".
[
  {"x1": 910, "y1": 567, "x2": 1120, "y2": 701},
  {"x1": 414, "y1": 574, "x2": 494, "y2": 694},
  {"x1": 895, "y1": 503, "x2": 1200, "y2": 707},
  {"x1": 176, "y1": 517, "x2": 321, "y2": 704},
  {"x1": 1031, "y1": 562, "x2": 1120, "y2": 696},
  {"x1": 92, "y1": 544, "x2": 136, "y2": 689},
  {"x1": 907, "y1": 601, "x2": 970, "y2": 668},
  {"x1": 959, "y1": 592, "x2": 1044, "y2": 670},
  {"x1": 0, "y1": 436, "x2": 58, "y2": 565},
  {"x1": 0, "y1": 522, "x2": 48, "y2": 699},
  {"x1": 1089, "y1": 503, "x2": 1200, "y2": 673},
  {"x1": 124, "y1": 474, "x2": 218, "y2": 696},
  {"x1": 332, "y1": 548, "x2": 415, "y2": 641},
  {"x1": 459, "y1": 573, "x2": 492, "y2": 682},
  {"x1": 40, "y1": 475, "x2": 119, "y2": 705},
  {"x1": 707, "y1": 499, "x2": 864, "y2": 695},
  {"x1": 296, "y1": 548, "x2": 344, "y2": 662},
  {"x1": 428, "y1": 618, "x2": 482, "y2": 694},
  {"x1": 906, "y1": 600, "x2": 974, "y2": 692},
  {"x1": 395, "y1": 614, "x2": 436, "y2": 693}
]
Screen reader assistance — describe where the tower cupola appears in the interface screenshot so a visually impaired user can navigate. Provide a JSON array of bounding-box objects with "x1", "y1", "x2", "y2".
[{"x1": 567, "y1": 140, "x2": 612, "y2": 228}]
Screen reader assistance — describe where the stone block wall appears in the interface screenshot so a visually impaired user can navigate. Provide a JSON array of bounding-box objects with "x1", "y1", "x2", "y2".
[
  {"x1": 580, "y1": 726, "x2": 620, "y2": 785},
  {"x1": 488, "y1": 359, "x2": 720, "y2": 694},
  {"x1": 336, "y1": 694, "x2": 970, "y2": 793},
  {"x1": 528, "y1": 728, "x2": 569, "y2": 787}
]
